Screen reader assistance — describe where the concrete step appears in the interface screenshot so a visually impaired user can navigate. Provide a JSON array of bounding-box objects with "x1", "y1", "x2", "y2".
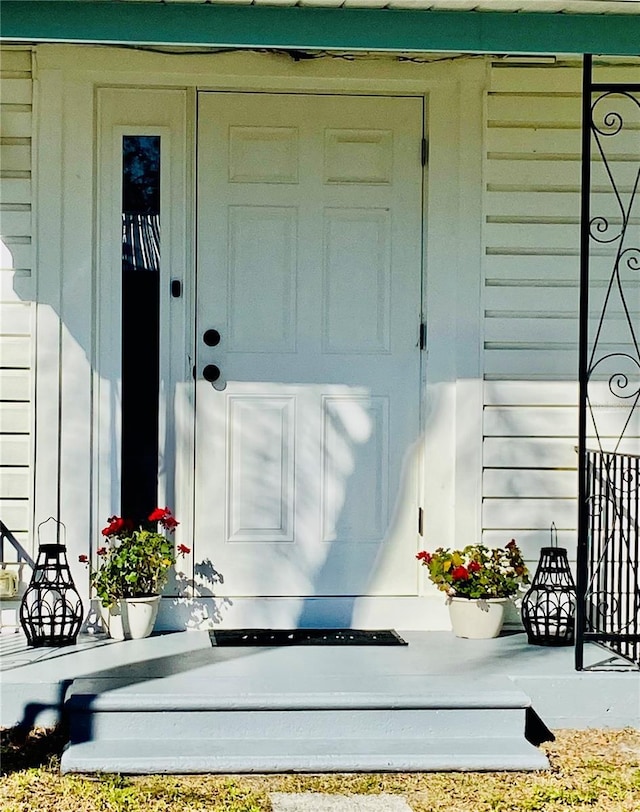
[
  {"x1": 69, "y1": 707, "x2": 529, "y2": 741},
  {"x1": 62, "y1": 736, "x2": 549, "y2": 773},
  {"x1": 61, "y1": 674, "x2": 549, "y2": 773},
  {"x1": 63, "y1": 673, "x2": 534, "y2": 710}
]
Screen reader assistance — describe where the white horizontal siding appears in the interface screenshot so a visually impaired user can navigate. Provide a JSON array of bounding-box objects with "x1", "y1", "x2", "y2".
[
  {"x1": 482, "y1": 61, "x2": 640, "y2": 568},
  {"x1": 0, "y1": 77, "x2": 32, "y2": 105},
  {"x1": 484, "y1": 469, "x2": 578, "y2": 498},
  {"x1": 0, "y1": 144, "x2": 31, "y2": 173},
  {"x1": 483, "y1": 529, "x2": 577, "y2": 563},
  {"x1": 0, "y1": 336, "x2": 31, "y2": 368},
  {"x1": 483, "y1": 498, "x2": 577, "y2": 532},
  {"x1": 0, "y1": 468, "x2": 30, "y2": 499},
  {"x1": 0, "y1": 178, "x2": 31, "y2": 205},
  {"x1": 0, "y1": 48, "x2": 33, "y2": 550},
  {"x1": 0, "y1": 403, "x2": 30, "y2": 434},
  {"x1": 0, "y1": 500, "x2": 30, "y2": 534},
  {"x1": 0, "y1": 369, "x2": 31, "y2": 402},
  {"x1": 0, "y1": 436, "x2": 30, "y2": 467},
  {"x1": 0, "y1": 302, "x2": 32, "y2": 333},
  {"x1": 488, "y1": 65, "x2": 639, "y2": 95},
  {"x1": 484, "y1": 437, "x2": 578, "y2": 469},
  {"x1": 0, "y1": 267, "x2": 30, "y2": 299}
]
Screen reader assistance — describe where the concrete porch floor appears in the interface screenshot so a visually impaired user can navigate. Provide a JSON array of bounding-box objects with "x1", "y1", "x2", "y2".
[{"x1": 2, "y1": 629, "x2": 638, "y2": 732}]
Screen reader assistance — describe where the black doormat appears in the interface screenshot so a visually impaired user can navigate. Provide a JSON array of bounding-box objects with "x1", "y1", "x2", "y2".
[{"x1": 209, "y1": 629, "x2": 407, "y2": 646}]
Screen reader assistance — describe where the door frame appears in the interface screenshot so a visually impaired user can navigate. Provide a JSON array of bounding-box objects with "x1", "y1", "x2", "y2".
[
  {"x1": 33, "y1": 46, "x2": 484, "y2": 627},
  {"x1": 94, "y1": 87, "x2": 192, "y2": 548}
]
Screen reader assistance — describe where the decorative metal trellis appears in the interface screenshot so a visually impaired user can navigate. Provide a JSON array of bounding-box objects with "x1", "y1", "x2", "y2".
[
  {"x1": 576, "y1": 55, "x2": 640, "y2": 671},
  {"x1": 0, "y1": 519, "x2": 34, "y2": 568}
]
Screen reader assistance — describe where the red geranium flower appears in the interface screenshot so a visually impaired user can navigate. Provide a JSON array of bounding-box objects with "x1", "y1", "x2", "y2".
[
  {"x1": 149, "y1": 507, "x2": 179, "y2": 531},
  {"x1": 102, "y1": 516, "x2": 127, "y2": 537},
  {"x1": 469, "y1": 560, "x2": 481, "y2": 573},
  {"x1": 97, "y1": 547, "x2": 107, "y2": 556},
  {"x1": 78, "y1": 554, "x2": 88, "y2": 563},
  {"x1": 451, "y1": 565, "x2": 469, "y2": 580},
  {"x1": 416, "y1": 550, "x2": 432, "y2": 564},
  {"x1": 177, "y1": 543, "x2": 191, "y2": 555},
  {"x1": 161, "y1": 515, "x2": 179, "y2": 531}
]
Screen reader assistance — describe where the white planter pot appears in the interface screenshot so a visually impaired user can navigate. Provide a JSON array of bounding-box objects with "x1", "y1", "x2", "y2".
[
  {"x1": 447, "y1": 597, "x2": 509, "y2": 639},
  {"x1": 100, "y1": 595, "x2": 160, "y2": 641}
]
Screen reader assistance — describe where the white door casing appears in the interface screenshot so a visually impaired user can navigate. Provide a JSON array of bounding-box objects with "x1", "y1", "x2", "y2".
[
  {"x1": 31, "y1": 47, "x2": 486, "y2": 631},
  {"x1": 195, "y1": 92, "x2": 424, "y2": 617},
  {"x1": 31, "y1": 48, "x2": 488, "y2": 631}
]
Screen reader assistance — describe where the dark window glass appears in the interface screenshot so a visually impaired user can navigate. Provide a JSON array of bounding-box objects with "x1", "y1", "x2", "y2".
[{"x1": 121, "y1": 136, "x2": 160, "y2": 523}]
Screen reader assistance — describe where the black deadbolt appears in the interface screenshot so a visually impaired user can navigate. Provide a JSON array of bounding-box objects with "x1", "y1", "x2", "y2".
[
  {"x1": 203, "y1": 364, "x2": 221, "y2": 382},
  {"x1": 203, "y1": 329, "x2": 221, "y2": 347}
]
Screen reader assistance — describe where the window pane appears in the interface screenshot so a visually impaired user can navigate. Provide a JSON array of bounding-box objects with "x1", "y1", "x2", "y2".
[
  {"x1": 122, "y1": 136, "x2": 160, "y2": 273},
  {"x1": 121, "y1": 136, "x2": 161, "y2": 523}
]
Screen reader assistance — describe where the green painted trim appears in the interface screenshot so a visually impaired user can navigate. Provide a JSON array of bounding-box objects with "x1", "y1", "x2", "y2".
[{"x1": 1, "y1": 2, "x2": 639, "y2": 56}]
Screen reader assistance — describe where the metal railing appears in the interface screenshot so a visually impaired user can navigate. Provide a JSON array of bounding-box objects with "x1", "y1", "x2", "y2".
[
  {"x1": 578, "y1": 450, "x2": 640, "y2": 668},
  {"x1": 0, "y1": 519, "x2": 34, "y2": 568},
  {"x1": 576, "y1": 56, "x2": 640, "y2": 670}
]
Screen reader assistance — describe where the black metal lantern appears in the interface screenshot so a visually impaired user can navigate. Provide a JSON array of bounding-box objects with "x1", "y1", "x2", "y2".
[
  {"x1": 521, "y1": 526, "x2": 576, "y2": 646},
  {"x1": 19, "y1": 518, "x2": 83, "y2": 647}
]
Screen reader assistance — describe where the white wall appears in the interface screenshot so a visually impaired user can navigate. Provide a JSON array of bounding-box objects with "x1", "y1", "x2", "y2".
[
  {"x1": 482, "y1": 60, "x2": 640, "y2": 574},
  {"x1": 1, "y1": 46, "x2": 637, "y2": 629},
  {"x1": 0, "y1": 48, "x2": 34, "y2": 561}
]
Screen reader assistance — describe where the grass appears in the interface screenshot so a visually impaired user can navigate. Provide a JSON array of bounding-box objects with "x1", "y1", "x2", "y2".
[{"x1": 1, "y1": 727, "x2": 639, "y2": 811}]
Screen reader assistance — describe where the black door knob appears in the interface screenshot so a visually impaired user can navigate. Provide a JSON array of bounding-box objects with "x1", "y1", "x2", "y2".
[
  {"x1": 203, "y1": 329, "x2": 221, "y2": 347},
  {"x1": 203, "y1": 364, "x2": 221, "y2": 382}
]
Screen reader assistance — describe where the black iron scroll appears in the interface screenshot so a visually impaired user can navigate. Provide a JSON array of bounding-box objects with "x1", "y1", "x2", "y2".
[{"x1": 576, "y1": 55, "x2": 640, "y2": 671}]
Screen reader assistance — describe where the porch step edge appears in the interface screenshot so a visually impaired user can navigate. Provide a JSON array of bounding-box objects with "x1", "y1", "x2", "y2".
[
  {"x1": 71, "y1": 707, "x2": 527, "y2": 741},
  {"x1": 61, "y1": 736, "x2": 549, "y2": 774},
  {"x1": 64, "y1": 674, "x2": 532, "y2": 711}
]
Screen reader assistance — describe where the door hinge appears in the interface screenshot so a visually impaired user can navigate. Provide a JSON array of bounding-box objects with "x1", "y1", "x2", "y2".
[
  {"x1": 418, "y1": 507, "x2": 424, "y2": 536},
  {"x1": 419, "y1": 322, "x2": 427, "y2": 351},
  {"x1": 421, "y1": 137, "x2": 428, "y2": 167}
]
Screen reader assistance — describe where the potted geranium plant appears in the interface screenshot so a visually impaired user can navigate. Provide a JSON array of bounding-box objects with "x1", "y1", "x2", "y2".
[
  {"x1": 416, "y1": 540, "x2": 529, "y2": 639},
  {"x1": 79, "y1": 507, "x2": 190, "y2": 640}
]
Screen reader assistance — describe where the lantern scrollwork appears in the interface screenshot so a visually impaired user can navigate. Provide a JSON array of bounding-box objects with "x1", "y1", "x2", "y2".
[
  {"x1": 19, "y1": 518, "x2": 84, "y2": 647},
  {"x1": 521, "y1": 524, "x2": 577, "y2": 647}
]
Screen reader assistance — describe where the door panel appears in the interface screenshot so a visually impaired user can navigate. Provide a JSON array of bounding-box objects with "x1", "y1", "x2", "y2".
[{"x1": 195, "y1": 93, "x2": 423, "y2": 606}]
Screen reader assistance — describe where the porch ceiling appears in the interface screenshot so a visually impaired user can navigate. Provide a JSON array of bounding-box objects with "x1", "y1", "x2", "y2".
[
  {"x1": 46, "y1": 0, "x2": 640, "y2": 11},
  {"x1": 120, "y1": 0, "x2": 640, "y2": 11},
  {"x1": 1, "y1": 1, "x2": 639, "y2": 55}
]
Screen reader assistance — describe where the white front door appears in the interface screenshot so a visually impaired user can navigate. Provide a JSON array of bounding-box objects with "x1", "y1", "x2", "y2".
[{"x1": 195, "y1": 92, "x2": 423, "y2": 624}]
